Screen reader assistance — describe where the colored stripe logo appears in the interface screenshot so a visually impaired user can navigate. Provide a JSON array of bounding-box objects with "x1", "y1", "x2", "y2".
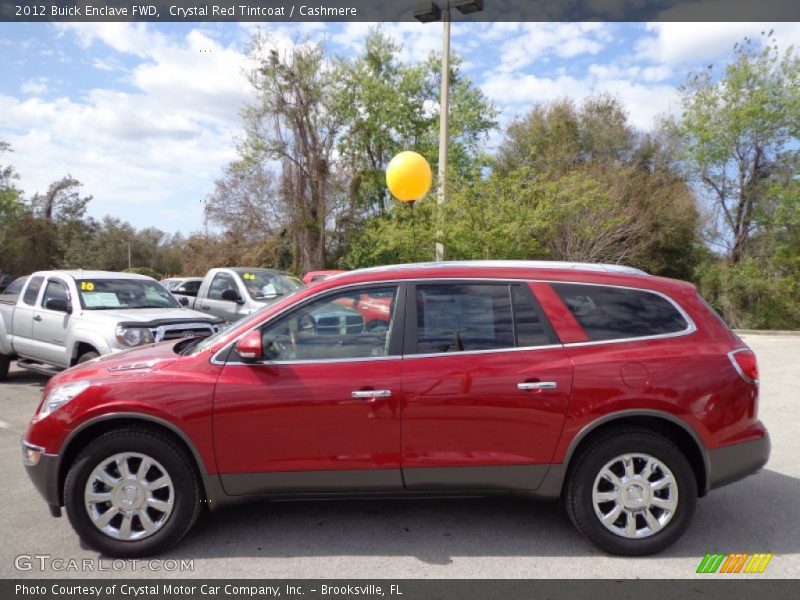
[{"x1": 697, "y1": 553, "x2": 773, "y2": 574}]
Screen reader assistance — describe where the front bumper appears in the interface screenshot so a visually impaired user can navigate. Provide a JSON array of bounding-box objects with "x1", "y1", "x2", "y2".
[
  {"x1": 22, "y1": 441, "x2": 62, "y2": 516},
  {"x1": 707, "y1": 431, "x2": 771, "y2": 491}
]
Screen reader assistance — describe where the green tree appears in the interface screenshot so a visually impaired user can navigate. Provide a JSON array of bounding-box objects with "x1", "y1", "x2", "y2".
[{"x1": 674, "y1": 33, "x2": 800, "y2": 263}]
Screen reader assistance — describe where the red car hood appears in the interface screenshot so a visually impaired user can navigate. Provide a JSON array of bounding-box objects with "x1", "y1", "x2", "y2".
[{"x1": 51, "y1": 341, "x2": 180, "y2": 385}]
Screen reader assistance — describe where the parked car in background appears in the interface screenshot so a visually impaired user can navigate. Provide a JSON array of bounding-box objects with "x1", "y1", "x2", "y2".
[
  {"x1": 161, "y1": 277, "x2": 203, "y2": 298},
  {"x1": 303, "y1": 270, "x2": 346, "y2": 284},
  {"x1": 0, "y1": 270, "x2": 223, "y2": 379},
  {"x1": 21, "y1": 261, "x2": 768, "y2": 558},
  {"x1": 179, "y1": 267, "x2": 305, "y2": 323},
  {"x1": 0, "y1": 274, "x2": 12, "y2": 293}
]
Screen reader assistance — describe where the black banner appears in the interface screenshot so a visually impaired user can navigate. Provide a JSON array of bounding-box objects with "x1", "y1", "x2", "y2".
[
  {"x1": 4, "y1": 580, "x2": 800, "y2": 600},
  {"x1": 2, "y1": 0, "x2": 800, "y2": 23}
]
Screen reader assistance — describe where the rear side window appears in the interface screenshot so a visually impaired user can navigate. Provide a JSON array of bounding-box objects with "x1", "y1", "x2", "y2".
[
  {"x1": 416, "y1": 284, "x2": 514, "y2": 354},
  {"x1": 551, "y1": 283, "x2": 689, "y2": 342},
  {"x1": 22, "y1": 276, "x2": 44, "y2": 306}
]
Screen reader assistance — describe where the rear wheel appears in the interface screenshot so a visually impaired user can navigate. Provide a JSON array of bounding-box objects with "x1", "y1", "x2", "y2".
[
  {"x1": 565, "y1": 429, "x2": 697, "y2": 555},
  {"x1": 64, "y1": 428, "x2": 201, "y2": 557},
  {"x1": 0, "y1": 355, "x2": 10, "y2": 381}
]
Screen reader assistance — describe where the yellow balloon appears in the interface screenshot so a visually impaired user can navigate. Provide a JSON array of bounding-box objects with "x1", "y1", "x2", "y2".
[{"x1": 386, "y1": 151, "x2": 432, "y2": 202}]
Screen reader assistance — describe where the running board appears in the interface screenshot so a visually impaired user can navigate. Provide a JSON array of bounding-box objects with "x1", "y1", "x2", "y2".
[{"x1": 16, "y1": 359, "x2": 62, "y2": 377}]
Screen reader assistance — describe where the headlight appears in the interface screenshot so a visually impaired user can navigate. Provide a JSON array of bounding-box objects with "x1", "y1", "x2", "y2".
[
  {"x1": 39, "y1": 381, "x2": 91, "y2": 417},
  {"x1": 115, "y1": 326, "x2": 154, "y2": 347}
]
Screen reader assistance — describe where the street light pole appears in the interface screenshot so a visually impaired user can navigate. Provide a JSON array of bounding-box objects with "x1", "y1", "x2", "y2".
[
  {"x1": 435, "y1": 7, "x2": 450, "y2": 262},
  {"x1": 414, "y1": 0, "x2": 484, "y2": 262}
]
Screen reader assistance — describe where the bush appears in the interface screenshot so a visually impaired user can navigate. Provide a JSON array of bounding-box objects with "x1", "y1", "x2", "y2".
[
  {"x1": 123, "y1": 266, "x2": 163, "y2": 280},
  {"x1": 695, "y1": 259, "x2": 800, "y2": 329}
]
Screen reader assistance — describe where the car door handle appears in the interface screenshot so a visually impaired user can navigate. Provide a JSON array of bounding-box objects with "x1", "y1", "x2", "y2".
[
  {"x1": 351, "y1": 389, "x2": 392, "y2": 399},
  {"x1": 33, "y1": 315, "x2": 42, "y2": 322},
  {"x1": 200, "y1": 305, "x2": 210, "y2": 311},
  {"x1": 517, "y1": 381, "x2": 557, "y2": 391}
]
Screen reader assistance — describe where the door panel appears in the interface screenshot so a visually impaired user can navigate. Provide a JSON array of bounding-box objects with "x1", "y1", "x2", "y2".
[
  {"x1": 401, "y1": 348, "x2": 573, "y2": 489},
  {"x1": 31, "y1": 279, "x2": 71, "y2": 366},
  {"x1": 400, "y1": 281, "x2": 573, "y2": 491},
  {"x1": 212, "y1": 283, "x2": 406, "y2": 495}
]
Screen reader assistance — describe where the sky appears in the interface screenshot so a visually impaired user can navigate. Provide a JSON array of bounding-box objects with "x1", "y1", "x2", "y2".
[{"x1": 1, "y1": 20, "x2": 798, "y2": 234}]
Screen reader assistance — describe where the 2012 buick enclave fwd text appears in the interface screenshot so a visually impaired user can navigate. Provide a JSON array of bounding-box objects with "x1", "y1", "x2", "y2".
[{"x1": 20, "y1": 261, "x2": 770, "y2": 557}]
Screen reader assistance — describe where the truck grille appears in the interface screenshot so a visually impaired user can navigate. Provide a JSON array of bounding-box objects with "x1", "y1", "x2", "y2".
[
  {"x1": 315, "y1": 315, "x2": 364, "y2": 335},
  {"x1": 149, "y1": 323, "x2": 217, "y2": 342}
]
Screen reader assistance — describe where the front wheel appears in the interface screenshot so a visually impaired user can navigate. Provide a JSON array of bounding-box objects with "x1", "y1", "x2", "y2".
[
  {"x1": 565, "y1": 429, "x2": 697, "y2": 556},
  {"x1": 77, "y1": 351, "x2": 100, "y2": 364},
  {"x1": 64, "y1": 428, "x2": 201, "y2": 557}
]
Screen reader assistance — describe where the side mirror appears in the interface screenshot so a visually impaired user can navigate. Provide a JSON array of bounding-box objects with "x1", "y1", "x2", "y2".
[
  {"x1": 222, "y1": 289, "x2": 245, "y2": 304},
  {"x1": 45, "y1": 298, "x2": 70, "y2": 313},
  {"x1": 178, "y1": 296, "x2": 189, "y2": 307},
  {"x1": 234, "y1": 330, "x2": 263, "y2": 361}
]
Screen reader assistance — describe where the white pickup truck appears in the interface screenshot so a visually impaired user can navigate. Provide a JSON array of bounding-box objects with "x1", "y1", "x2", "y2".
[
  {"x1": 179, "y1": 267, "x2": 305, "y2": 323},
  {"x1": 0, "y1": 270, "x2": 223, "y2": 380}
]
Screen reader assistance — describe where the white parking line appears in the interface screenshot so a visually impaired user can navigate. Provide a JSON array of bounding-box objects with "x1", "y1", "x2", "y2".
[{"x1": 0, "y1": 420, "x2": 18, "y2": 432}]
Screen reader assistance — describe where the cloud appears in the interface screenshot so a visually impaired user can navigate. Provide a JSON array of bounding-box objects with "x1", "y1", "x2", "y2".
[
  {"x1": 480, "y1": 71, "x2": 678, "y2": 131},
  {"x1": 20, "y1": 77, "x2": 48, "y2": 95},
  {"x1": 2, "y1": 23, "x2": 255, "y2": 232},
  {"x1": 636, "y1": 22, "x2": 800, "y2": 66}
]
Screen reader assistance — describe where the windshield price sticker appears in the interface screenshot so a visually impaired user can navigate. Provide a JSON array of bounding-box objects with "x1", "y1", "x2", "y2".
[
  {"x1": 79, "y1": 281, "x2": 95, "y2": 291},
  {"x1": 243, "y1": 273, "x2": 256, "y2": 280}
]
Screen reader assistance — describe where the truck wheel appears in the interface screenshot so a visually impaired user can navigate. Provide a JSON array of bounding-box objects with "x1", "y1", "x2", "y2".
[
  {"x1": 565, "y1": 429, "x2": 697, "y2": 556},
  {"x1": 0, "y1": 355, "x2": 10, "y2": 381},
  {"x1": 64, "y1": 428, "x2": 201, "y2": 558},
  {"x1": 77, "y1": 351, "x2": 99, "y2": 364}
]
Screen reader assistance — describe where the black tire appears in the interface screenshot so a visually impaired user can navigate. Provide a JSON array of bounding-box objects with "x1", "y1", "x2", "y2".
[
  {"x1": 64, "y1": 428, "x2": 201, "y2": 558},
  {"x1": 77, "y1": 351, "x2": 100, "y2": 364},
  {"x1": 0, "y1": 355, "x2": 10, "y2": 381},
  {"x1": 565, "y1": 428, "x2": 697, "y2": 556}
]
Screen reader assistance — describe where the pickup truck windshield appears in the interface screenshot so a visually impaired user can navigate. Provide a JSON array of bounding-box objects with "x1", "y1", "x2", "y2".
[
  {"x1": 235, "y1": 270, "x2": 303, "y2": 301},
  {"x1": 76, "y1": 279, "x2": 180, "y2": 310}
]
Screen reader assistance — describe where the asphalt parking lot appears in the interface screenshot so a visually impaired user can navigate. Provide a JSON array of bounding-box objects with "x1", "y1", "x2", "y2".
[{"x1": 0, "y1": 334, "x2": 798, "y2": 579}]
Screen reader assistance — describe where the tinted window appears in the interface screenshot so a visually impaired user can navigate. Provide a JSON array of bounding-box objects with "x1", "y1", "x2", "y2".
[
  {"x1": 4, "y1": 277, "x2": 27, "y2": 296},
  {"x1": 208, "y1": 273, "x2": 239, "y2": 301},
  {"x1": 183, "y1": 280, "x2": 201, "y2": 293},
  {"x1": 551, "y1": 283, "x2": 689, "y2": 341},
  {"x1": 415, "y1": 284, "x2": 514, "y2": 354},
  {"x1": 22, "y1": 276, "x2": 44, "y2": 306},
  {"x1": 42, "y1": 280, "x2": 68, "y2": 307},
  {"x1": 259, "y1": 286, "x2": 398, "y2": 361},
  {"x1": 512, "y1": 285, "x2": 553, "y2": 347}
]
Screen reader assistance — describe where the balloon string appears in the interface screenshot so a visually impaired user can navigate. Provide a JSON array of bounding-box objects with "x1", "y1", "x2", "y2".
[{"x1": 411, "y1": 201, "x2": 416, "y2": 262}]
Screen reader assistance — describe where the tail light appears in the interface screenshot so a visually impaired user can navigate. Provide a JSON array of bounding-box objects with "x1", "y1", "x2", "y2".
[{"x1": 728, "y1": 348, "x2": 758, "y2": 384}]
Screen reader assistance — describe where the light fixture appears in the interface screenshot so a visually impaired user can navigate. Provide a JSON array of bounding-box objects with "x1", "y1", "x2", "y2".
[
  {"x1": 413, "y1": 2, "x2": 442, "y2": 22},
  {"x1": 453, "y1": 0, "x2": 484, "y2": 14}
]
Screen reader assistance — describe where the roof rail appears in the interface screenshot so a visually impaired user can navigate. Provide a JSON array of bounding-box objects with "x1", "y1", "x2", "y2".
[{"x1": 354, "y1": 260, "x2": 649, "y2": 276}]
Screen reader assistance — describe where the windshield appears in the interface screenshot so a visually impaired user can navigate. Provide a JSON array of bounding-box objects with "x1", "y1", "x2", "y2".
[
  {"x1": 76, "y1": 279, "x2": 180, "y2": 310},
  {"x1": 237, "y1": 270, "x2": 304, "y2": 301},
  {"x1": 160, "y1": 279, "x2": 181, "y2": 291}
]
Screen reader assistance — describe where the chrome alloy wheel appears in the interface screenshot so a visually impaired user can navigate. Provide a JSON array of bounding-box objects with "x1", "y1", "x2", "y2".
[
  {"x1": 592, "y1": 453, "x2": 678, "y2": 539},
  {"x1": 84, "y1": 452, "x2": 174, "y2": 541}
]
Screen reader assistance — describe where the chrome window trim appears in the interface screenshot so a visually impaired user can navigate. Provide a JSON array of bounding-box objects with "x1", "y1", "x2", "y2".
[{"x1": 210, "y1": 277, "x2": 696, "y2": 366}]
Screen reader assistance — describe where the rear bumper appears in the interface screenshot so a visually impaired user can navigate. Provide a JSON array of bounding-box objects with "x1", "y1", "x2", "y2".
[{"x1": 707, "y1": 431, "x2": 770, "y2": 491}]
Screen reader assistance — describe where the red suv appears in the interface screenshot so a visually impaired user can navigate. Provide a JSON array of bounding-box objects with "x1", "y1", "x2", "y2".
[{"x1": 21, "y1": 261, "x2": 769, "y2": 557}]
